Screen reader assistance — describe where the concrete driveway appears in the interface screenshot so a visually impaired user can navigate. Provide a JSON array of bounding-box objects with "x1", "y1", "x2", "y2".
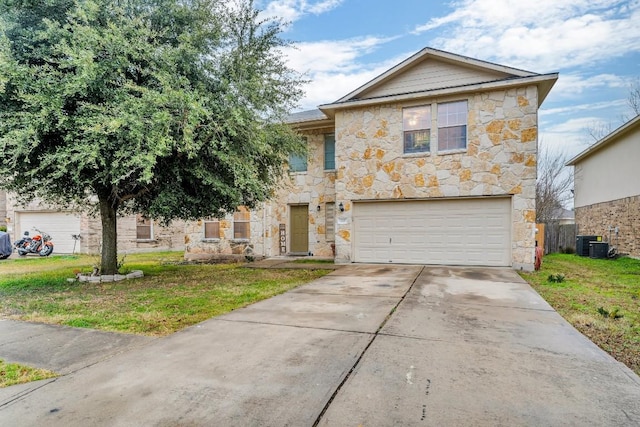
[{"x1": 1, "y1": 265, "x2": 639, "y2": 426}]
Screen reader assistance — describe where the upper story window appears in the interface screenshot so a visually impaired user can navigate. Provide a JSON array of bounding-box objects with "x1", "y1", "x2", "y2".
[
  {"x1": 324, "y1": 134, "x2": 335, "y2": 170},
  {"x1": 437, "y1": 100, "x2": 468, "y2": 152},
  {"x1": 233, "y1": 206, "x2": 250, "y2": 239},
  {"x1": 403, "y1": 105, "x2": 431, "y2": 154},
  {"x1": 288, "y1": 153, "x2": 307, "y2": 172},
  {"x1": 288, "y1": 137, "x2": 308, "y2": 172}
]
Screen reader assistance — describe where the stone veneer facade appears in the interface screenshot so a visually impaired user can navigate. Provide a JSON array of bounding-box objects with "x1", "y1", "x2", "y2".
[
  {"x1": 82, "y1": 215, "x2": 185, "y2": 254},
  {"x1": 575, "y1": 195, "x2": 640, "y2": 258},
  {"x1": 185, "y1": 128, "x2": 337, "y2": 260},
  {"x1": 332, "y1": 87, "x2": 539, "y2": 270},
  {"x1": 187, "y1": 85, "x2": 540, "y2": 270}
]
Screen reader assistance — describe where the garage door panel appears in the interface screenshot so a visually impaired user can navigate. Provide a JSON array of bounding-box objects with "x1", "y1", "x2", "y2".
[
  {"x1": 18, "y1": 212, "x2": 81, "y2": 254},
  {"x1": 353, "y1": 198, "x2": 511, "y2": 266}
]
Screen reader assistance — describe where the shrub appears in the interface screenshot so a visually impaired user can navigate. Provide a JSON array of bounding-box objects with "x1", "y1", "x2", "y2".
[{"x1": 547, "y1": 273, "x2": 566, "y2": 283}]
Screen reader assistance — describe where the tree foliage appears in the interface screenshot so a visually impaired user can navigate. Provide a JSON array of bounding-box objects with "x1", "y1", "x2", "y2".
[{"x1": 0, "y1": 0, "x2": 304, "y2": 273}]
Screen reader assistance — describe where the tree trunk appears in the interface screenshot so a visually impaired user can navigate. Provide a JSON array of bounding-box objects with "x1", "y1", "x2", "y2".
[{"x1": 98, "y1": 195, "x2": 118, "y2": 275}]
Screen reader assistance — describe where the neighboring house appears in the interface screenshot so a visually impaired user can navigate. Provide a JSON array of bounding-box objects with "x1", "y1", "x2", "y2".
[
  {"x1": 186, "y1": 47, "x2": 558, "y2": 271},
  {"x1": 550, "y1": 207, "x2": 575, "y2": 225},
  {"x1": 566, "y1": 115, "x2": 640, "y2": 258},
  {"x1": 4, "y1": 194, "x2": 185, "y2": 254}
]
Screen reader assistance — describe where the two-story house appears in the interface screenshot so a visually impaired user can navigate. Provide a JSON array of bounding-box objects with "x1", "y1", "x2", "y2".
[
  {"x1": 185, "y1": 47, "x2": 558, "y2": 271},
  {"x1": 567, "y1": 115, "x2": 640, "y2": 258}
]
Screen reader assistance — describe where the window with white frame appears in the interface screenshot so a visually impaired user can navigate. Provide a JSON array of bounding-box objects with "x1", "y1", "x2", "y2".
[
  {"x1": 403, "y1": 105, "x2": 431, "y2": 154},
  {"x1": 203, "y1": 220, "x2": 220, "y2": 239},
  {"x1": 437, "y1": 100, "x2": 467, "y2": 152},
  {"x1": 136, "y1": 215, "x2": 153, "y2": 240},
  {"x1": 233, "y1": 206, "x2": 250, "y2": 239},
  {"x1": 325, "y1": 202, "x2": 335, "y2": 241}
]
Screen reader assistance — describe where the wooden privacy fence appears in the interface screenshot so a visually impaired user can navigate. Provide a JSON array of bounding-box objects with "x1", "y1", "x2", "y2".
[{"x1": 542, "y1": 223, "x2": 577, "y2": 254}]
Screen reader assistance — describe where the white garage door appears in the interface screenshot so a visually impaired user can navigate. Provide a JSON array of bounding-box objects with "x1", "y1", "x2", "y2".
[
  {"x1": 18, "y1": 212, "x2": 81, "y2": 254},
  {"x1": 353, "y1": 198, "x2": 511, "y2": 266}
]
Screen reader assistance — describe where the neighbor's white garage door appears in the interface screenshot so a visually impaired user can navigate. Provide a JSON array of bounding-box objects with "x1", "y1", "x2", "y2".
[
  {"x1": 18, "y1": 212, "x2": 81, "y2": 254},
  {"x1": 353, "y1": 198, "x2": 511, "y2": 266}
]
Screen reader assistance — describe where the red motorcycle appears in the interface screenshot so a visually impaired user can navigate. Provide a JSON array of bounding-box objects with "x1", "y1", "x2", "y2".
[{"x1": 16, "y1": 228, "x2": 54, "y2": 257}]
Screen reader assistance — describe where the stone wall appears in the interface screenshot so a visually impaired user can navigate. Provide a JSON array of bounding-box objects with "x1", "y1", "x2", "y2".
[
  {"x1": 184, "y1": 212, "x2": 259, "y2": 260},
  {"x1": 269, "y1": 129, "x2": 337, "y2": 258},
  {"x1": 575, "y1": 195, "x2": 640, "y2": 258},
  {"x1": 83, "y1": 215, "x2": 185, "y2": 254},
  {"x1": 184, "y1": 128, "x2": 337, "y2": 259},
  {"x1": 333, "y1": 86, "x2": 539, "y2": 270}
]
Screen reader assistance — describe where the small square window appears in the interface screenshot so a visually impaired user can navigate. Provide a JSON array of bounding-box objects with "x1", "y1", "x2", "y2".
[
  {"x1": 403, "y1": 106, "x2": 431, "y2": 153},
  {"x1": 437, "y1": 101, "x2": 467, "y2": 152},
  {"x1": 288, "y1": 153, "x2": 307, "y2": 172},
  {"x1": 203, "y1": 220, "x2": 220, "y2": 239}
]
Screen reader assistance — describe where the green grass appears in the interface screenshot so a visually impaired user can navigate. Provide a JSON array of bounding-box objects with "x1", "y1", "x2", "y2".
[
  {"x1": 0, "y1": 252, "x2": 330, "y2": 336},
  {"x1": 520, "y1": 254, "x2": 640, "y2": 375},
  {"x1": 0, "y1": 359, "x2": 57, "y2": 388}
]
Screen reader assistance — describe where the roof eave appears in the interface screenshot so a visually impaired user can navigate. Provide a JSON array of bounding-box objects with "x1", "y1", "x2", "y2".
[
  {"x1": 320, "y1": 73, "x2": 558, "y2": 117},
  {"x1": 566, "y1": 114, "x2": 640, "y2": 166},
  {"x1": 286, "y1": 117, "x2": 335, "y2": 131}
]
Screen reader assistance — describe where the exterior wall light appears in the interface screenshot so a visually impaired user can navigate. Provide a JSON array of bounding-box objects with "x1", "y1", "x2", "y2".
[
  {"x1": 339, "y1": 202, "x2": 345, "y2": 212},
  {"x1": 317, "y1": 205, "x2": 321, "y2": 212}
]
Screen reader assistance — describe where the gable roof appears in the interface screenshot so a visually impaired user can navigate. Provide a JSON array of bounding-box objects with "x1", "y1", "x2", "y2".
[
  {"x1": 319, "y1": 47, "x2": 558, "y2": 117},
  {"x1": 566, "y1": 114, "x2": 640, "y2": 166}
]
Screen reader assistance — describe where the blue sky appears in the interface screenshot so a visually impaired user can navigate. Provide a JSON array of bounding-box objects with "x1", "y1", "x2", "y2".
[{"x1": 257, "y1": 0, "x2": 640, "y2": 158}]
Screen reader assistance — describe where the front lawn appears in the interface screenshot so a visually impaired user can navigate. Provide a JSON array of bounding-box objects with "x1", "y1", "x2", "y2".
[
  {"x1": 0, "y1": 252, "x2": 330, "y2": 336},
  {"x1": 520, "y1": 254, "x2": 640, "y2": 375}
]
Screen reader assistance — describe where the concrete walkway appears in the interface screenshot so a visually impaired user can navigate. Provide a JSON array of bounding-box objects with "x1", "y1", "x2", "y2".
[{"x1": 1, "y1": 265, "x2": 639, "y2": 426}]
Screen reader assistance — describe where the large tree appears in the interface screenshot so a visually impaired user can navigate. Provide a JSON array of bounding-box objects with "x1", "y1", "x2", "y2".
[{"x1": 0, "y1": 0, "x2": 304, "y2": 273}]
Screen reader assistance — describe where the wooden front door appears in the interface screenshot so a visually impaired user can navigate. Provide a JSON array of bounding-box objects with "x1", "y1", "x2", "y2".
[{"x1": 290, "y1": 205, "x2": 309, "y2": 254}]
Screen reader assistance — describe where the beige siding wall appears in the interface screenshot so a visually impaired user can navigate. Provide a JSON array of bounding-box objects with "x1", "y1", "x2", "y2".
[
  {"x1": 573, "y1": 130, "x2": 640, "y2": 208},
  {"x1": 359, "y1": 59, "x2": 508, "y2": 99},
  {"x1": 333, "y1": 85, "x2": 539, "y2": 270}
]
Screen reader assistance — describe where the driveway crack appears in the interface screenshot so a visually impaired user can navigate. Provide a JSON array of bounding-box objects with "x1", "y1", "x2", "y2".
[{"x1": 312, "y1": 266, "x2": 425, "y2": 426}]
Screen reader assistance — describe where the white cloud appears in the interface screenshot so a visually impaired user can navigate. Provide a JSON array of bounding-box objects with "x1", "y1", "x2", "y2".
[
  {"x1": 413, "y1": 0, "x2": 640, "y2": 71},
  {"x1": 283, "y1": 37, "x2": 404, "y2": 109},
  {"x1": 540, "y1": 99, "x2": 627, "y2": 117},
  {"x1": 550, "y1": 73, "x2": 628, "y2": 98},
  {"x1": 258, "y1": 0, "x2": 344, "y2": 23}
]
